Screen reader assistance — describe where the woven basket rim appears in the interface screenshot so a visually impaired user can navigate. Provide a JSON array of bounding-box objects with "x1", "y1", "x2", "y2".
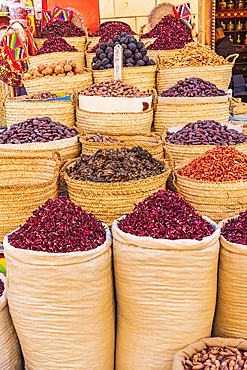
[
  {"x1": 31, "y1": 50, "x2": 85, "y2": 58},
  {"x1": 34, "y1": 36, "x2": 86, "y2": 40},
  {"x1": 93, "y1": 64, "x2": 157, "y2": 76},
  {"x1": 158, "y1": 63, "x2": 232, "y2": 71},
  {"x1": 164, "y1": 142, "x2": 247, "y2": 150},
  {"x1": 76, "y1": 107, "x2": 153, "y2": 116},
  {"x1": 24, "y1": 71, "x2": 92, "y2": 85}
]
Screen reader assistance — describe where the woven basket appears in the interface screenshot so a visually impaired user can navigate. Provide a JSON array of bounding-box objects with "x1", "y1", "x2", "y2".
[
  {"x1": 85, "y1": 52, "x2": 95, "y2": 68},
  {"x1": 0, "y1": 81, "x2": 6, "y2": 127},
  {"x1": 93, "y1": 65, "x2": 157, "y2": 91},
  {"x1": 0, "y1": 151, "x2": 60, "y2": 241},
  {"x1": 79, "y1": 132, "x2": 164, "y2": 159},
  {"x1": 76, "y1": 107, "x2": 154, "y2": 135},
  {"x1": 60, "y1": 158, "x2": 172, "y2": 226},
  {"x1": 147, "y1": 49, "x2": 179, "y2": 63},
  {"x1": 141, "y1": 37, "x2": 157, "y2": 45},
  {"x1": 154, "y1": 101, "x2": 230, "y2": 135},
  {"x1": 24, "y1": 72, "x2": 93, "y2": 95},
  {"x1": 34, "y1": 36, "x2": 87, "y2": 52},
  {"x1": 5, "y1": 98, "x2": 75, "y2": 128},
  {"x1": 156, "y1": 63, "x2": 236, "y2": 94},
  {"x1": 174, "y1": 161, "x2": 247, "y2": 223},
  {"x1": 86, "y1": 36, "x2": 101, "y2": 50},
  {"x1": 29, "y1": 51, "x2": 85, "y2": 69}
]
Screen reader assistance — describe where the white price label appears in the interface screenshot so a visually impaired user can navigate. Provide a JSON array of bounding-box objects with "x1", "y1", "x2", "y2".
[{"x1": 114, "y1": 44, "x2": 123, "y2": 80}]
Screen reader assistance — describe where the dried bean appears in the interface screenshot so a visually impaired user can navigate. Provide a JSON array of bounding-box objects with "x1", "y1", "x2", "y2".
[
  {"x1": 80, "y1": 80, "x2": 150, "y2": 97},
  {"x1": 11, "y1": 92, "x2": 59, "y2": 100},
  {"x1": 0, "y1": 117, "x2": 77, "y2": 144},
  {"x1": 8, "y1": 197, "x2": 106, "y2": 253},
  {"x1": 165, "y1": 120, "x2": 247, "y2": 146},
  {"x1": 66, "y1": 147, "x2": 164, "y2": 183},
  {"x1": 85, "y1": 133, "x2": 124, "y2": 143},
  {"x1": 160, "y1": 78, "x2": 226, "y2": 97},
  {"x1": 118, "y1": 190, "x2": 214, "y2": 240}
]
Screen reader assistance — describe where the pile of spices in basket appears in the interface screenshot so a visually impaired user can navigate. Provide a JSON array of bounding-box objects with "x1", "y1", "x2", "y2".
[
  {"x1": 118, "y1": 189, "x2": 214, "y2": 240},
  {"x1": 35, "y1": 37, "x2": 78, "y2": 55},
  {"x1": 178, "y1": 146, "x2": 247, "y2": 182},
  {"x1": 80, "y1": 80, "x2": 151, "y2": 97},
  {"x1": 159, "y1": 42, "x2": 230, "y2": 68},
  {"x1": 0, "y1": 279, "x2": 4, "y2": 297},
  {"x1": 0, "y1": 117, "x2": 77, "y2": 144},
  {"x1": 37, "y1": 20, "x2": 85, "y2": 38},
  {"x1": 85, "y1": 133, "x2": 124, "y2": 143},
  {"x1": 183, "y1": 346, "x2": 247, "y2": 370},
  {"x1": 165, "y1": 120, "x2": 247, "y2": 145},
  {"x1": 11, "y1": 92, "x2": 60, "y2": 100},
  {"x1": 92, "y1": 33, "x2": 155, "y2": 70},
  {"x1": 8, "y1": 197, "x2": 106, "y2": 253},
  {"x1": 66, "y1": 147, "x2": 164, "y2": 182},
  {"x1": 221, "y1": 210, "x2": 247, "y2": 245},
  {"x1": 160, "y1": 77, "x2": 227, "y2": 97},
  {"x1": 24, "y1": 60, "x2": 85, "y2": 80},
  {"x1": 91, "y1": 21, "x2": 136, "y2": 38}
]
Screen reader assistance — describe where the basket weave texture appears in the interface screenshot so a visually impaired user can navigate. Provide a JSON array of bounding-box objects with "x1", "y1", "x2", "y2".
[
  {"x1": 29, "y1": 51, "x2": 85, "y2": 68},
  {"x1": 60, "y1": 158, "x2": 172, "y2": 226},
  {"x1": 34, "y1": 36, "x2": 87, "y2": 52},
  {"x1": 0, "y1": 81, "x2": 6, "y2": 127},
  {"x1": 147, "y1": 49, "x2": 179, "y2": 63}
]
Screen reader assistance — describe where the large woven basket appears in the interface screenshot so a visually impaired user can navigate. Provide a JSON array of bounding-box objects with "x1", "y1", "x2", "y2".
[
  {"x1": 156, "y1": 61, "x2": 237, "y2": 94},
  {"x1": 154, "y1": 100, "x2": 230, "y2": 135},
  {"x1": 85, "y1": 51, "x2": 95, "y2": 68},
  {"x1": 5, "y1": 98, "x2": 75, "y2": 128},
  {"x1": 34, "y1": 36, "x2": 87, "y2": 52},
  {"x1": 76, "y1": 107, "x2": 154, "y2": 135},
  {"x1": 141, "y1": 37, "x2": 157, "y2": 45},
  {"x1": 60, "y1": 158, "x2": 172, "y2": 226},
  {"x1": 147, "y1": 49, "x2": 179, "y2": 63},
  {"x1": 24, "y1": 72, "x2": 93, "y2": 95},
  {"x1": 86, "y1": 36, "x2": 101, "y2": 50},
  {"x1": 0, "y1": 81, "x2": 6, "y2": 127},
  {"x1": 93, "y1": 65, "x2": 157, "y2": 91},
  {"x1": 29, "y1": 51, "x2": 85, "y2": 69},
  {"x1": 79, "y1": 132, "x2": 164, "y2": 159},
  {"x1": 0, "y1": 151, "x2": 60, "y2": 241},
  {"x1": 174, "y1": 161, "x2": 247, "y2": 223}
]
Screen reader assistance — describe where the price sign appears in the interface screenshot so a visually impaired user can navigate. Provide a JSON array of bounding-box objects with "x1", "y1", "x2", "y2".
[{"x1": 114, "y1": 44, "x2": 123, "y2": 80}]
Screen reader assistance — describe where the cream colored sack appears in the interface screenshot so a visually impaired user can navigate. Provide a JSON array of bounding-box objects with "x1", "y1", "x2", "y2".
[
  {"x1": 4, "y1": 228, "x2": 115, "y2": 370},
  {"x1": 172, "y1": 337, "x2": 247, "y2": 370},
  {"x1": 213, "y1": 217, "x2": 247, "y2": 338},
  {"x1": 112, "y1": 218, "x2": 220, "y2": 370},
  {"x1": 0, "y1": 273, "x2": 23, "y2": 370}
]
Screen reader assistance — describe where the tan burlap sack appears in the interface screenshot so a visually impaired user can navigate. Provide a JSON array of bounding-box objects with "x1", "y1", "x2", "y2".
[
  {"x1": 172, "y1": 337, "x2": 247, "y2": 370},
  {"x1": 112, "y1": 218, "x2": 220, "y2": 370},
  {"x1": 4, "y1": 227, "x2": 114, "y2": 370},
  {"x1": 213, "y1": 217, "x2": 247, "y2": 338},
  {"x1": 0, "y1": 273, "x2": 23, "y2": 370}
]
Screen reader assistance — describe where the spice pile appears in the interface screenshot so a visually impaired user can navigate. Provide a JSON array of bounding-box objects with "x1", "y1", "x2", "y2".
[
  {"x1": 86, "y1": 134, "x2": 124, "y2": 143},
  {"x1": 0, "y1": 279, "x2": 4, "y2": 298},
  {"x1": 8, "y1": 197, "x2": 106, "y2": 253},
  {"x1": 66, "y1": 147, "x2": 164, "y2": 182},
  {"x1": 24, "y1": 60, "x2": 85, "y2": 80},
  {"x1": 92, "y1": 33, "x2": 155, "y2": 70},
  {"x1": 160, "y1": 78, "x2": 227, "y2": 97},
  {"x1": 12, "y1": 92, "x2": 59, "y2": 100},
  {"x1": 91, "y1": 21, "x2": 136, "y2": 38},
  {"x1": 178, "y1": 146, "x2": 247, "y2": 182},
  {"x1": 118, "y1": 190, "x2": 214, "y2": 240},
  {"x1": 160, "y1": 42, "x2": 230, "y2": 68},
  {"x1": 0, "y1": 118, "x2": 77, "y2": 144},
  {"x1": 35, "y1": 37, "x2": 78, "y2": 55},
  {"x1": 184, "y1": 346, "x2": 247, "y2": 370},
  {"x1": 221, "y1": 211, "x2": 247, "y2": 245},
  {"x1": 165, "y1": 120, "x2": 247, "y2": 145},
  {"x1": 80, "y1": 80, "x2": 150, "y2": 97},
  {"x1": 144, "y1": 15, "x2": 192, "y2": 50},
  {"x1": 37, "y1": 20, "x2": 85, "y2": 38}
]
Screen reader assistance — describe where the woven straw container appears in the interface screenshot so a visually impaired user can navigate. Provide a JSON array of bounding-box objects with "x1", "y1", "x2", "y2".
[
  {"x1": 29, "y1": 51, "x2": 85, "y2": 68},
  {"x1": 156, "y1": 59, "x2": 237, "y2": 94},
  {"x1": 0, "y1": 151, "x2": 60, "y2": 241},
  {"x1": 93, "y1": 65, "x2": 157, "y2": 91},
  {"x1": 86, "y1": 36, "x2": 101, "y2": 49},
  {"x1": 86, "y1": 51, "x2": 95, "y2": 68},
  {"x1": 0, "y1": 81, "x2": 6, "y2": 127},
  {"x1": 147, "y1": 49, "x2": 179, "y2": 63},
  {"x1": 79, "y1": 132, "x2": 164, "y2": 159},
  {"x1": 154, "y1": 99, "x2": 230, "y2": 135},
  {"x1": 60, "y1": 158, "x2": 172, "y2": 226},
  {"x1": 24, "y1": 72, "x2": 93, "y2": 95},
  {"x1": 5, "y1": 98, "x2": 75, "y2": 128},
  {"x1": 34, "y1": 36, "x2": 87, "y2": 52},
  {"x1": 76, "y1": 107, "x2": 154, "y2": 135},
  {"x1": 174, "y1": 161, "x2": 247, "y2": 223},
  {"x1": 141, "y1": 37, "x2": 157, "y2": 45}
]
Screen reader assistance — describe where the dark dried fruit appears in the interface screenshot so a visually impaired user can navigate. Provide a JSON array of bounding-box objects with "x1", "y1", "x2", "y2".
[
  {"x1": 37, "y1": 20, "x2": 85, "y2": 38},
  {"x1": 35, "y1": 37, "x2": 78, "y2": 55}
]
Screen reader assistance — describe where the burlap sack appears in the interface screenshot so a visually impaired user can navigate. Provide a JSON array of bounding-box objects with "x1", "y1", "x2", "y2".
[
  {"x1": 172, "y1": 337, "x2": 247, "y2": 370},
  {"x1": 4, "y1": 227, "x2": 114, "y2": 370},
  {"x1": 0, "y1": 273, "x2": 23, "y2": 370},
  {"x1": 213, "y1": 217, "x2": 247, "y2": 338},
  {"x1": 234, "y1": 102, "x2": 247, "y2": 115},
  {"x1": 112, "y1": 217, "x2": 220, "y2": 370}
]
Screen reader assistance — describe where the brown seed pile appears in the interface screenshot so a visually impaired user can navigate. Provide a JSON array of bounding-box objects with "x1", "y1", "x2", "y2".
[
  {"x1": 79, "y1": 79, "x2": 150, "y2": 97},
  {"x1": 159, "y1": 42, "x2": 231, "y2": 68},
  {"x1": 184, "y1": 346, "x2": 247, "y2": 370},
  {"x1": 86, "y1": 133, "x2": 124, "y2": 143},
  {"x1": 66, "y1": 147, "x2": 164, "y2": 182},
  {"x1": 12, "y1": 92, "x2": 59, "y2": 100}
]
